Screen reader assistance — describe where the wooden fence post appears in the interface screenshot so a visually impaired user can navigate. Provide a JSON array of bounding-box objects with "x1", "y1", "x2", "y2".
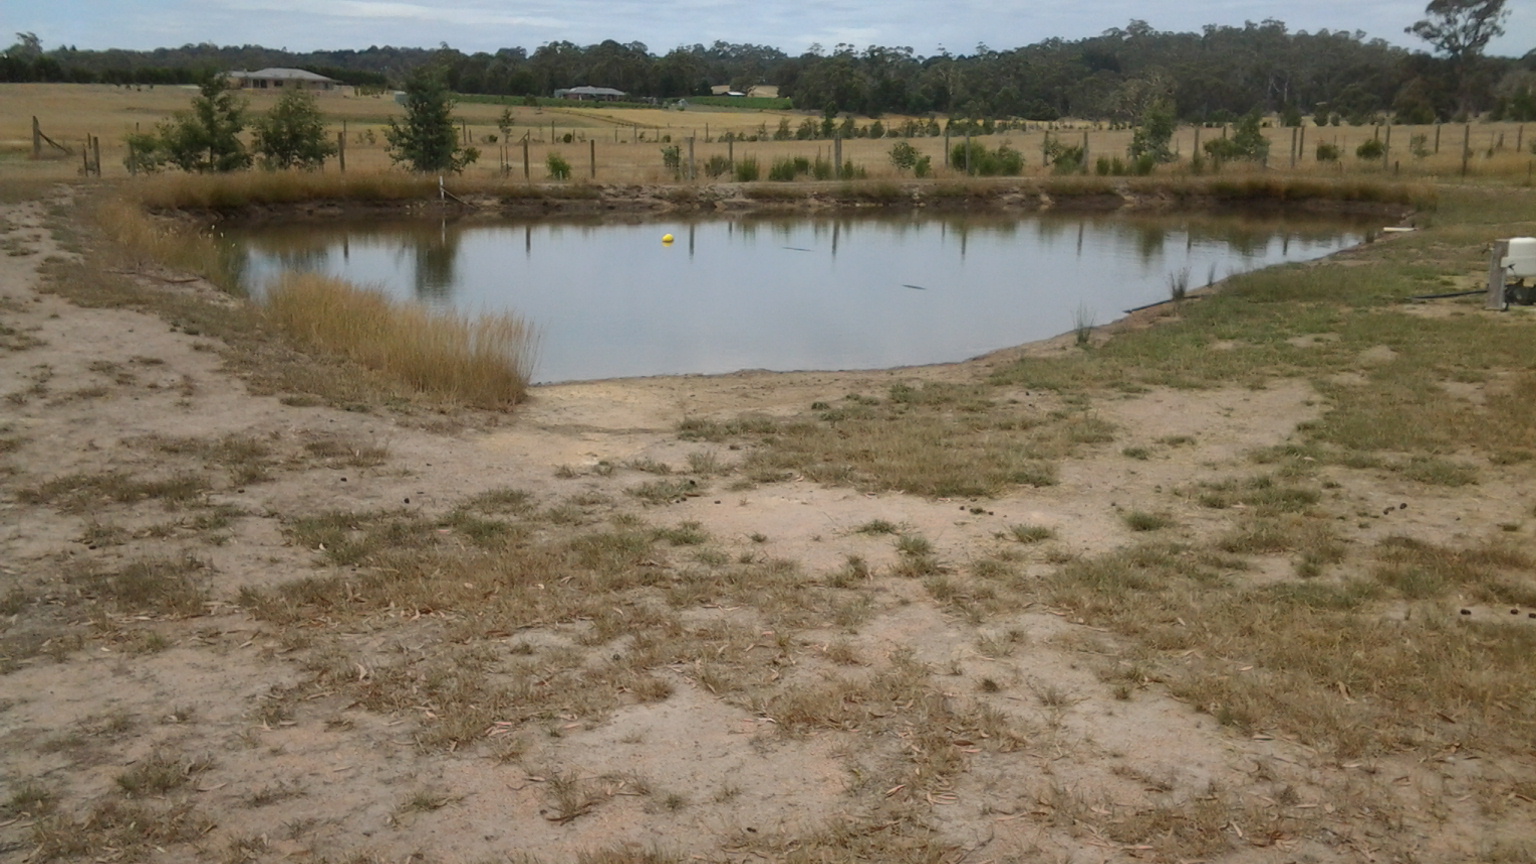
[
  {"x1": 337, "y1": 132, "x2": 346, "y2": 172},
  {"x1": 1487, "y1": 239, "x2": 1509, "y2": 310},
  {"x1": 687, "y1": 136, "x2": 695, "y2": 181},
  {"x1": 589, "y1": 139, "x2": 595, "y2": 179},
  {"x1": 835, "y1": 133, "x2": 843, "y2": 175},
  {"x1": 1383, "y1": 124, "x2": 1392, "y2": 168},
  {"x1": 1462, "y1": 123, "x2": 1471, "y2": 178},
  {"x1": 1298, "y1": 125, "x2": 1306, "y2": 163},
  {"x1": 33, "y1": 117, "x2": 41, "y2": 160},
  {"x1": 92, "y1": 136, "x2": 101, "y2": 177},
  {"x1": 522, "y1": 135, "x2": 530, "y2": 180}
]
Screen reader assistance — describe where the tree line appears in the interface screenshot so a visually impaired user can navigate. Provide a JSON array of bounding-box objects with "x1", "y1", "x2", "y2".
[{"x1": 5, "y1": 2, "x2": 1532, "y2": 123}]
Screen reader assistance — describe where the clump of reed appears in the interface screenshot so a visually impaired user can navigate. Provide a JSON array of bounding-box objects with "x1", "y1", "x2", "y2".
[
  {"x1": 263, "y1": 273, "x2": 537, "y2": 410},
  {"x1": 126, "y1": 172, "x2": 441, "y2": 210},
  {"x1": 94, "y1": 195, "x2": 243, "y2": 292}
]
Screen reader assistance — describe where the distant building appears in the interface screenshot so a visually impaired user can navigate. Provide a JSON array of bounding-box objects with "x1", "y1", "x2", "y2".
[
  {"x1": 227, "y1": 68, "x2": 339, "y2": 92},
  {"x1": 553, "y1": 86, "x2": 627, "y2": 101}
]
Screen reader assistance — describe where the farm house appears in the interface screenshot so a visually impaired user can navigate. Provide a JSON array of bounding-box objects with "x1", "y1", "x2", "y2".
[{"x1": 227, "y1": 67, "x2": 340, "y2": 92}]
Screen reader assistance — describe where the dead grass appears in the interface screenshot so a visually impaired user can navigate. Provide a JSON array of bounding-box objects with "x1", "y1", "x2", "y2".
[
  {"x1": 263, "y1": 272, "x2": 536, "y2": 410},
  {"x1": 1044, "y1": 541, "x2": 1536, "y2": 758},
  {"x1": 679, "y1": 384, "x2": 1117, "y2": 497}
]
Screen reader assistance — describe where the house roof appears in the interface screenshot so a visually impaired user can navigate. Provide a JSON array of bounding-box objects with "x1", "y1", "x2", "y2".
[
  {"x1": 557, "y1": 86, "x2": 627, "y2": 97},
  {"x1": 230, "y1": 68, "x2": 338, "y2": 82}
]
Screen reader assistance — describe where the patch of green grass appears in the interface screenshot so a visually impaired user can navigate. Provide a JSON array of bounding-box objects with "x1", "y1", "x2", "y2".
[
  {"x1": 1392, "y1": 455, "x2": 1479, "y2": 486},
  {"x1": 115, "y1": 751, "x2": 213, "y2": 797},
  {"x1": 1121, "y1": 510, "x2": 1176, "y2": 532},
  {"x1": 462, "y1": 487, "x2": 535, "y2": 514},
  {"x1": 652, "y1": 520, "x2": 709, "y2": 546},
  {"x1": 1371, "y1": 536, "x2": 1536, "y2": 605},
  {"x1": 1195, "y1": 474, "x2": 1321, "y2": 514},
  {"x1": 73, "y1": 555, "x2": 210, "y2": 617},
  {"x1": 628, "y1": 478, "x2": 703, "y2": 505},
  {"x1": 18, "y1": 470, "x2": 210, "y2": 512},
  {"x1": 2, "y1": 779, "x2": 57, "y2": 816},
  {"x1": 1006, "y1": 523, "x2": 1056, "y2": 544}
]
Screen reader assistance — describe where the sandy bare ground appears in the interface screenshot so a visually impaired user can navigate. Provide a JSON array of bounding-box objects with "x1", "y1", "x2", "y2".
[{"x1": 2, "y1": 187, "x2": 1533, "y2": 864}]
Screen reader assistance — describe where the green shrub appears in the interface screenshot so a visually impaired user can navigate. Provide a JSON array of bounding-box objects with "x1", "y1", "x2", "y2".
[
  {"x1": 660, "y1": 145, "x2": 681, "y2": 178},
  {"x1": 546, "y1": 153, "x2": 571, "y2": 181},
  {"x1": 768, "y1": 157, "x2": 801, "y2": 181},
  {"x1": 733, "y1": 156, "x2": 760, "y2": 182},
  {"x1": 1202, "y1": 112, "x2": 1269, "y2": 163},
  {"x1": 1316, "y1": 142, "x2": 1341, "y2": 162},
  {"x1": 1356, "y1": 138, "x2": 1386, "y2": 160},
  {"x1": 704, "y1": 154, "x2": 733, "y2": 178},
  {"x1": 949, "y1": 141, "x2": 1025, "y2": 176},
  {"x1": 1043, "y1": 137, "x2": 1084, "y2": 174}
]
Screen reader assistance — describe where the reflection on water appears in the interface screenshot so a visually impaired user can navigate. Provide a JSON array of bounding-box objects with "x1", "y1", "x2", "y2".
[{"x1": 234, "y1": 212, "x2": 1367, "y2": 384}]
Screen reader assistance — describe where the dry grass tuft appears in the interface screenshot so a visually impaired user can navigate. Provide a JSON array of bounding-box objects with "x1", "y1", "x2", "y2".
[{"x1": 263, "y1": 272, "x2": 536, "y2": 409}]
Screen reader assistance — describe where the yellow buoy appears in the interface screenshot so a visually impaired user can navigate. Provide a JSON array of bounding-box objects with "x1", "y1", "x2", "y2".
[{"x1": 662, "y1": 233, "x2": 675, "y2": 244}]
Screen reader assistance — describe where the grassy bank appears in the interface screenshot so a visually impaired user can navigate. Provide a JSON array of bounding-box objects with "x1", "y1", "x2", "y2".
[{"x1": 666, "y1": 183, "x2": 1536, "y2": 766}]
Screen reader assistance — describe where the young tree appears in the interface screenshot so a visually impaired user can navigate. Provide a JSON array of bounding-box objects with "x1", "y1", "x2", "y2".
[
  {"x1": 385, "y1": 69, "x2": 479, "y2": 173},
  {"x1": 127, "y1": 74, "x2": 252, "y2": 173},
  {"x1": 1408, "y1": 0, "x2": 1509, "y2": 115},
  {"x1": 1128, "y1": 100, "x2": 1177, "y2": 163},
  {"x1": 1203, "y1": 112, "x2": 1270, "y2": 163},
  {"x1": 251, "y1": 89, "x2": 336, "y2": 170}
]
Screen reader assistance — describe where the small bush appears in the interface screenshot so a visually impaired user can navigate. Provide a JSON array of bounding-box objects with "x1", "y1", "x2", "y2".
[
  {"x1": 1316, "y1": 142, "x2": 1341, "y2": 162},
  {"x1": 950, "y1": 141, "x2": 1025, "y2": 176},
  {"x1": 767, "y1": 157, "x2": 801, "y2": 182},
  {"x1": 546, "y1": 153, "x2": 572, "y2": 181},
  {"x1": 1355, "y1": 138, "x2": 1386, "y2": 160},
  {"x1": 733, "y1": 157, "x2": 760, "y2": 182},
  {"x1": 704, "y1": 154, "x2": 733, "y2": 178}
]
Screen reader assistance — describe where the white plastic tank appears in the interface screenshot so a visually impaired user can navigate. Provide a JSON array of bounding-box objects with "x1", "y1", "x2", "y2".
[{"x1": 1504, "y1": 237, "x2": 1536, "y2": 279}]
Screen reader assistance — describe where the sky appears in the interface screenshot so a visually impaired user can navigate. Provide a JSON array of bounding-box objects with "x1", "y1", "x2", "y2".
[{"x1": 8, "y1": 0, "x2": 1531, "y2": 59}]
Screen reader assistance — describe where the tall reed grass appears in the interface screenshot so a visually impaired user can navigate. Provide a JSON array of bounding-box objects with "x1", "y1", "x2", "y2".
[
  {"x1": 94, "y1": 195, "x2": 243, "y2": 292},
  {"x1": 263, "y1": 273, "x2": 537, "y2": 409},
  {"x1": 127, "y1": 172, "x2": 442, "y2": 210}
]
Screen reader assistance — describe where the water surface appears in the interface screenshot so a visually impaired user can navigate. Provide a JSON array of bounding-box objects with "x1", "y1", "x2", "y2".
[{"x1": 235, "y1": 212, "x2": 1367, "y2": 383}]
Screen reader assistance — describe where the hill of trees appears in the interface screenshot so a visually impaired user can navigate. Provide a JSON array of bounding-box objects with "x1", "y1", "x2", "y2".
[{"x1": 4, "y1": 15, "x2": 1533, "y2": 124}]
